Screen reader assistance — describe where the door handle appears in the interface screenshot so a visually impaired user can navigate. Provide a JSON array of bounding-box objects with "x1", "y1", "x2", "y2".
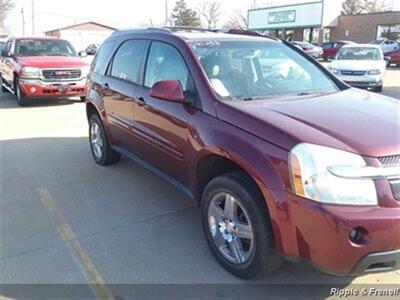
[{"x1": 136, "y1": 97, "x2": 146, "y2": 107}]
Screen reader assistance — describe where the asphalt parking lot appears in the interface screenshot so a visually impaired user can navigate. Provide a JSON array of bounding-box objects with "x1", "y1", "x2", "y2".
[{"x1": 1, "y1": 67, "x2": 399, "y2": 298}]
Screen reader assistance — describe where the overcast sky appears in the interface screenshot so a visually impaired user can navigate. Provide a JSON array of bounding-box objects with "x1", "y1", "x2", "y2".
[{"x1": 4, "y1": 0, "x2": 400, "y2": 35}]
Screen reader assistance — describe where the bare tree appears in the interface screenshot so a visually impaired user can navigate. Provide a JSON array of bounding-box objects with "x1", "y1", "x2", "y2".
[
  {"x1": 341, "y1": 0, "x2": 364, "y2": 15},
  {"x1": 342, "y1": 0, "x2": 390, "y2": 15},
  {"x1": 223, "y1": 9, "x2": 248, "y2": 30},
  {"x1": 0, "y1": 0, "x2": 14, "y2": 30},
  {"x1": 362, "y1": 0, "x2": 390, "y2": 13},
  {"x1": 197, "y1": 1, "x2": 222, "y2": 30}
]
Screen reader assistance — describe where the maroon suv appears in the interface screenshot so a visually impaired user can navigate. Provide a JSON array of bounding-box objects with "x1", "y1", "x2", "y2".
[{"x1": 86, "y1": 28, "x2": 399, "y2": 279}]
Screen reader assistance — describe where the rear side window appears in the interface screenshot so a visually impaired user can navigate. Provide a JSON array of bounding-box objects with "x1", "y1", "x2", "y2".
[
  {"x1": 144, "y1": 41, "x2": 190, "y2": 90},
  {"x1": 92, "y1": 41, "x2": 115, "y2": 74},
  {"x1": 110, "y1": 39, "x2": 147, "y2": 84}
]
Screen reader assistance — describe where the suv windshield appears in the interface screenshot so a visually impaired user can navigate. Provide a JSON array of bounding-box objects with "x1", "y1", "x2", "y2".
[
  {"x1": 16, "y1": 39, "x2": 77, "y2": 57},
  {"x1": 190, "y1": 40, "x2": 337, "y2": 101},
  {"x1": 336, "y1": 47, "x2": 382, "y2": 61}
]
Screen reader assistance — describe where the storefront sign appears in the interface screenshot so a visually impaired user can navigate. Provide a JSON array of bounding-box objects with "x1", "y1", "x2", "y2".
[{"x1": 268, "y1": 10, "x2": 296, "y2": 24}]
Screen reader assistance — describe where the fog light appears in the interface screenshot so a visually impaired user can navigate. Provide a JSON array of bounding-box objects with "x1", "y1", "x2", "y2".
[
  {"x1": 349, "y1": 227, "x2": 370, "y2": 245},
  {"x1": 30, "y1": 87, "x2": 37, "y2": 93}
]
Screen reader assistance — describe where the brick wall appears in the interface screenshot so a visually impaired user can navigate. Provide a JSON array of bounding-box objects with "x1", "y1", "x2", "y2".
[{"x1": 330, "y1": 11, "x2": 400, "y2": 43}]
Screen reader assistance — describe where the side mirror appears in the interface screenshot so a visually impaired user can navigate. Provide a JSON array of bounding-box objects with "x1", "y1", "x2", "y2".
[
  {"x1": 79, "y1": 51, "x2": 88, "y2": 57},
  {"x1": 150, "y1": 80, "x2": 186, "y2": 102}
]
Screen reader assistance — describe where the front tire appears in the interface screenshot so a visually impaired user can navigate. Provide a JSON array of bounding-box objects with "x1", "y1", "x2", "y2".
[
  {"x1": 89, "y1": 114, "x2": 121, "y2": 166},
  {"x1": 374, "y1": 85, "x2": 383, "y2": 93},
  {"x1": 1, "y1": 76, "x2": 9, "y2": 93},
  {"x1": 80, "y1": 96, "x2": 86, "y2": 102},
  {"x1": 14, "y1": 78, "x2": 30, "y2": 106},
  {"x1": 201, "y1": 172, "x2": 283, "y2": 279}
]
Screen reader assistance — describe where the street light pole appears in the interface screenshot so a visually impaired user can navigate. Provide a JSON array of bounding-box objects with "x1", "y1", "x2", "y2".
[
  {"x1": 21, "y1": 7, "x2": 25, "y2": 35},
  {"x1": 165, "y1": 0, "x2": 168, "y2": 26},
  {"x1": 31, "y1": 0, "x2": 35, "y2": 36}
]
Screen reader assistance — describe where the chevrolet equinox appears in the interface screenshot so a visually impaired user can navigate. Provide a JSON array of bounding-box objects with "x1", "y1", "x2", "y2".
[{"x1": 85, "y1": 28, "x2": 399, "y2": 279}]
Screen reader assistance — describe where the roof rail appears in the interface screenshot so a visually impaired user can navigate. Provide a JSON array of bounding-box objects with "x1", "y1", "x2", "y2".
[
  {"x1": 224, "y1": 29, "x2": 280, "y2": 41},
  {"x1": 163, "y1": 26, "x2": 217, "y2": 33}
]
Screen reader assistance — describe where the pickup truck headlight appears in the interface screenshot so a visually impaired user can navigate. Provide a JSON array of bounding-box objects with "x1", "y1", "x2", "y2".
[
  {"x1": 20, "y1": 67, "x2": 41, "y2": 79},
  {"x1": 289, "y1": 143, "x2": 377, "y2": 205},
  {"x1": 368, "y1": 69, "x2": 381, "y2": 75}
]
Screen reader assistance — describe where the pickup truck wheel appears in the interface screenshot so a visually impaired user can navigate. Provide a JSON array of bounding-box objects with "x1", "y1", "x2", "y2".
[
  {"x1": 15, "y1": 78, "x2": 30, "y2": 106},
  {"x1": 1, "y1": 77, "x2": 9, "y2": 93},
  {"x1": 80, "y1": 96, "x2": 86, "y2": 102},
  {"x1": 201, "y1": 172, "x2": 283, "y2": 279},
  {"x1": 89, "y1": 114, "x2": 121, "y2": 166}
]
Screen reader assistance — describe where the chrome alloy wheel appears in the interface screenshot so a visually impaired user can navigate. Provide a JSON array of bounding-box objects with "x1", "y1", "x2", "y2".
[
  {"x1": 90, "y1": 121, "x2": 104, "y2": 159},
  {"x1": 208, "y1": 192, "x2": 255, "y2": 264}
]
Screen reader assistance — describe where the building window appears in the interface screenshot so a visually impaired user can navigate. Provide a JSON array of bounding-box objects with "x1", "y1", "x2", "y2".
[
  {"x1": 311, "y1": 28, "x2": 320, "y2": 44},
  {"x1": 377, "y1": 24, "x2": 400, "y2": 41},
  {"x1": 323, "y1": 28, "x2": 330, "y2": 43},
  {"x1": 303, "y1": 28, "x2": 310, "y2": 41}
]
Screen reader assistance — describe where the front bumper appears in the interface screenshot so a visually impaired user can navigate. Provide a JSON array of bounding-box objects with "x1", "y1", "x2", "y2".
[
  {"x1": 280, "y1": 193, "x2": 400, "y2": 276},
  {"x1": 336, "y1": 74, "x2": 383, "y2": 88},
  {"x1": 307, "y1": 51, "x2": 323, "y2": 59},
  {"x1": 19, "y1": 78, "x2": 87, "y2": 98},
  {"x1": 350, "y1": 249, "x2": 400, "y2": 275}
]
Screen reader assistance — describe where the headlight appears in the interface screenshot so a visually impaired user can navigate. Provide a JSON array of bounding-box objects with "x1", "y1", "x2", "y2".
[
  {"x1": 289, "y1": 143, "x2": 377, "y2": 205},
  {"x1": 328, "y1": 67, "x2": 339, "y2": 75},
  {"x1": 81, "y1": 66, "x2": 90, "y2": 77},
  {"x1": 20, "y1": 67, "x2": 41, "y2": 79},
  {"x1": 368, "y1": 69, "x2": 381, "y2": 75}
]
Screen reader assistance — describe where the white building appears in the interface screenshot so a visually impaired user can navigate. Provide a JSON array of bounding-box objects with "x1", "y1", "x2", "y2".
[{"x1": 45, "y1": 22, "x2": 116, "y2": 51}]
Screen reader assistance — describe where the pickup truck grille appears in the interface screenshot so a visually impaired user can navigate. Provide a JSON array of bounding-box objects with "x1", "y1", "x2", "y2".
[
  {"x1": 42, "y1": 69, "x2": 81, "y2": 80},
  {"x1": 380, "y1": 155, "x2": 400, "y2": 201}
]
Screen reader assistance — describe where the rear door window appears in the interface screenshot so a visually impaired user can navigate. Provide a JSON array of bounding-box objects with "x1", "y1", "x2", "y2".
[{"x1": 110, "y1": 39, "x2": 147, "y2": 84}]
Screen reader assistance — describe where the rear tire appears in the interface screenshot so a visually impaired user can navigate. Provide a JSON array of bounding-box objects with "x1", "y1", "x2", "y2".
[
  {"x1": 80, "y1": 96, "x2": 86, "y2": 102},
  {"x1": 201, "y1": 172, "x2": 283, "y2": 279},
  {"x1": 14, "y1": 78, "x2": 30, "y2": 106},
  {"x1": 89, "y1": 114, "x2": 121, "y2": 166},
  {"x1": 374, "y1": 85, "x2": 383, "y2": 93}
]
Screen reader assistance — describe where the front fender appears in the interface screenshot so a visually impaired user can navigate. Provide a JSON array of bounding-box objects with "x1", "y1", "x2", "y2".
[{"x1": 189, "y1": 112, "x2": 292, "y2": 252}]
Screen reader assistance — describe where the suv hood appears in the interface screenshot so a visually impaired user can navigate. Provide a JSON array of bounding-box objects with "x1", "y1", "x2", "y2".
[
  {"x1": 217, "y1": 89, "x2": 399, "y2": 157},
  {"x1": 17, "y1": 56, "x2": 89, "y2": 68}
]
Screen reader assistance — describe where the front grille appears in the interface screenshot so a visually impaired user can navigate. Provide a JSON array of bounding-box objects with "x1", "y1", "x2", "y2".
[
  {"x1": 379, "y1": 155, "x2": 400, "y2": 167},
  {"x1": 380, "y1": 155, "x2": 400, "y2": 201},
  {"x1": 42, "y1": 69, "x2": 81, "y2": 80},
  {"x1": 340, "y1": 70, "x2": 367, "y2": 76},
  {"x1": 391, "y1": 181, "x2": 400, "y2": 201}
]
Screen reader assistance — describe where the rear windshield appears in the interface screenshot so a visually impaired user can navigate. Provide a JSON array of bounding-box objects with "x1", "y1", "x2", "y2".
[
  {"x1": 16, "y1": 39, "x2": 77, "y2": 57},
  {"x1": 336, "y1": 47, "x2": 382, "y2": 61},
  {"x1": 190, "y1": 40, "x2": 337, "y2": 101}
]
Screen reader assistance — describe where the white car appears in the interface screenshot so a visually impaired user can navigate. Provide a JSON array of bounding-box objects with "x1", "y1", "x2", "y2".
[
  {"x1": 328, "y1": 44, "x2": 386, "y2": 92},
  {"x1": 370, "y1": 39, "x2": 399, "y2": 54}
]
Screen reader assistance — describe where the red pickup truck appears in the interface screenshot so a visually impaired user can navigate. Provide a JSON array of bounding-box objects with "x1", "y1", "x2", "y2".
[{"x1": 0, "y1": 36, "x2": 89, "y2": 106}]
